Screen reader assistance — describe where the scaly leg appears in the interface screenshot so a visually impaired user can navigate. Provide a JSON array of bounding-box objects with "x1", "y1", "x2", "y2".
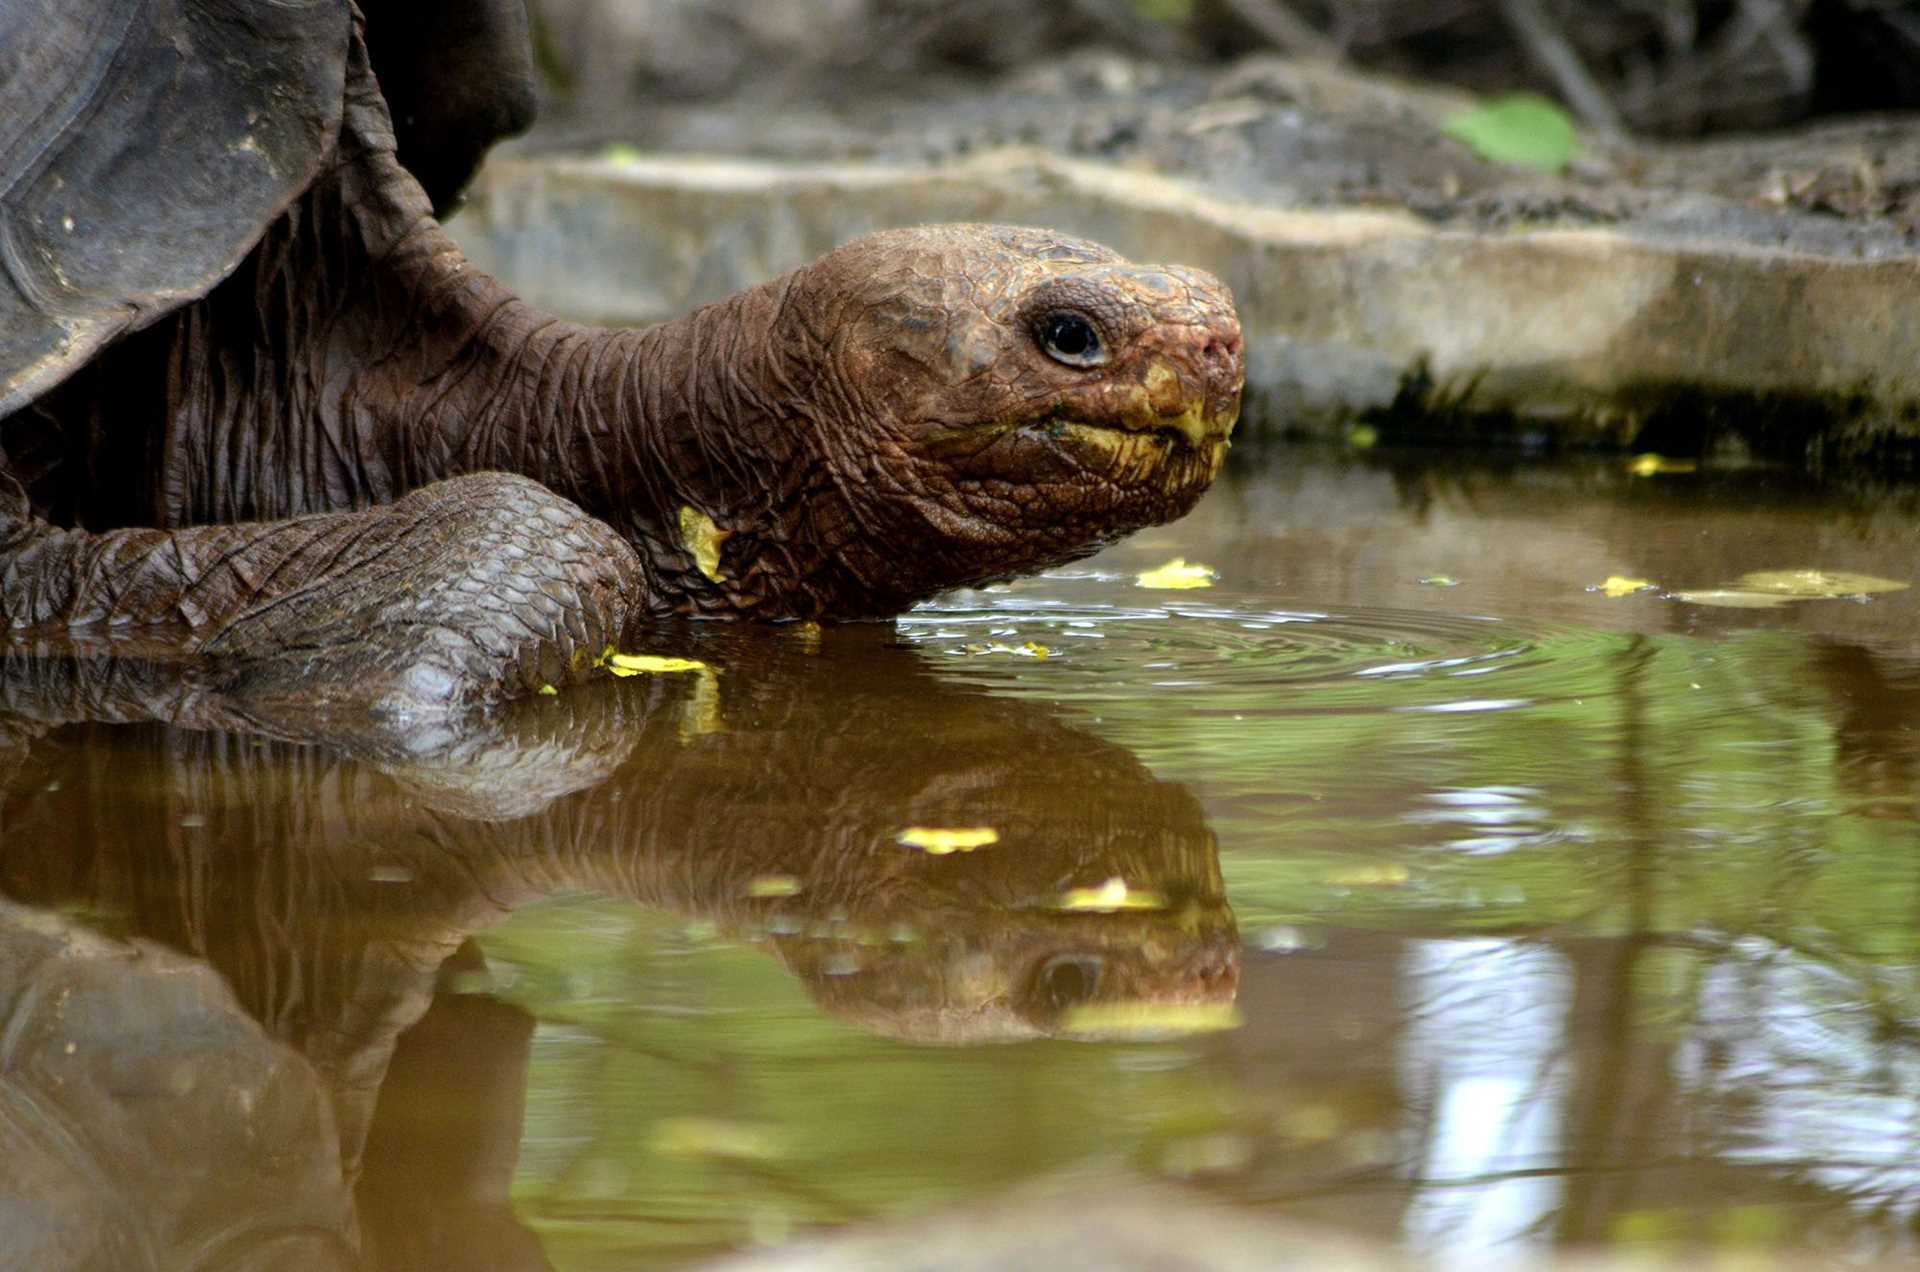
[{"x1": 1, "y1": 470, "x2": 643, "y2": 715}]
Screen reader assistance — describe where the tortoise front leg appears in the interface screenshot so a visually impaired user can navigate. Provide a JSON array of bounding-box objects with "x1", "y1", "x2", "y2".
[{"x1": 1, "y1": 471, "x2": 644, "y2": 716}]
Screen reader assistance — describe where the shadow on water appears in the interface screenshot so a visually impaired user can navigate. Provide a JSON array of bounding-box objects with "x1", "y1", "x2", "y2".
[{"x1": 2, "y1": 444, "x2": 1919, "y2": 1269}]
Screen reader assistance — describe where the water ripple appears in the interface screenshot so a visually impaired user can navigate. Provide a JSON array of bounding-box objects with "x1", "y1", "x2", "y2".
[{"x1": 902, "y1": 593, "x2": 1618, "y2": 718}]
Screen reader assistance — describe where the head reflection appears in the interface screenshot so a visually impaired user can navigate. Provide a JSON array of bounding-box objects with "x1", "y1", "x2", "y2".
[{"x1": 0, "y1": 629, "x2": 1236, "y2": 1264}]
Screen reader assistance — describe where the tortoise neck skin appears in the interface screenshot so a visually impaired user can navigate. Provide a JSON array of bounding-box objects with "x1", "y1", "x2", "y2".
[
  {"x1": 132, "y1": 46, "x2": 859, "y2": 619},
  {"x1": 351, "y1": 222, "x2": 832, "y2": 618},
  {"x1": 11, "y1": 26, "x2": 1241, "y2": 627}
]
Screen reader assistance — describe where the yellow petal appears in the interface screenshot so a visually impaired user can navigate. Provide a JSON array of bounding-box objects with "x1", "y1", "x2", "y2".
[
  {"x1": 1734, "y1": 569, "x2": 1909, "y2": 597},
  {"x1": 1626, "y1": 453, "x2": 1697, "y2": 476},
  {"x1": 1136, "y1": 558, "x2": 1217, "y2": 590},
  {"x1": 1669, "y1": 589, "x2": 1795, "y2": 609},
  {"x1": 962, "y1": 642, "x2": 1052, "y2": 658},
  {"x1": 1596, "y1": 575, "x2": 1656, "y2": 599},
  {"x1": 744, "y1": 874, "x2": 802, "y2": 898},
  {"x1": 896, "y1": 827, "x2": 1000, "y2": 854},
  {"x1": 1325, "y1": 864, "x2": 1411, "y2": 886},
  {"x1": 649, "y1": 1117, "x2": 783, "y2": 1161},
  {"x1": 605, "y1": 653, "x2": 710, "y2": 676},
  {"x1": 677, "y1": 505, "x2": 730, "y2": 582},
  {"x1": 1058, "y1": 877, "x2": 1168, "y2": 911}
]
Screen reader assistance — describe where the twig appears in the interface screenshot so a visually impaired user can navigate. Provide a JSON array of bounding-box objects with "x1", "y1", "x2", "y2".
[
  {"x1": 1497, "y1": 0, "x2": 1627, "y2": 137},
  {"x1": 1216, "y1": 0, "x2": 1342, "y2": 60}
]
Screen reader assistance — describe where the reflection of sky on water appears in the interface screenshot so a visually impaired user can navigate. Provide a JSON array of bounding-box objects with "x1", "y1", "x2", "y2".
[
  {"x1": 1689, "y1": 940, "x2": 1920, "y2": 1221},
  {"x1": 1383, "y1": 931, "x2": 1920, "y2": 1261},
  {"x1": 1400, "y1": 939, "x2": 1571, "y2": 1265},
  {"x1": 1406, "y1": 786, "x2": 1567, "y2": 856}
]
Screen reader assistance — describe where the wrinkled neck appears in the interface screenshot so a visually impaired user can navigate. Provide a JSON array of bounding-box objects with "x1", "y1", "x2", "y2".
[
  {"x1": 594, "y1": 281, "x2": 811, "y2": 602},
  {"x1": 149, "y1": 50, "x2": 832, "y2": 616},
  {"x1": 344, "y1": 211, "x2": 827, "y2": 612}
]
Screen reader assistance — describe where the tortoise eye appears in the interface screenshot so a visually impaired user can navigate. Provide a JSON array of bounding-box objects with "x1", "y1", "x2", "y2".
[{"x1": 1037, "y1": 311, "x2": 1107, "y2": 367}]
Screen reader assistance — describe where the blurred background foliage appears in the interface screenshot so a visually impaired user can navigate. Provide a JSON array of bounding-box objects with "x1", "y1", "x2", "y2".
[{"x1": 526, "y1": 0, "x2": 1920, "y2": 137}]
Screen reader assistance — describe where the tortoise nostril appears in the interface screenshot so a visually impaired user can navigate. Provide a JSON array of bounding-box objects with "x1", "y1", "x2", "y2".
[
  {"x1": 1202, "y1": 333, "x2": 1242, "y2": 364},
  {"x1": 1198, "y1": 332, "x2": 1244, "y2": 403}
]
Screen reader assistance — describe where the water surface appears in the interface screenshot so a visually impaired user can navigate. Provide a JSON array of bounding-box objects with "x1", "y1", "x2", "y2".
[{"x1": 2, "y1": 444, "x2": 1917, "y2": 1269}]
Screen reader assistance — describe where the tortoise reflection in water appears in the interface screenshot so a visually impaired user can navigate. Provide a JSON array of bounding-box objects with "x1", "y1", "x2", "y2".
[
  {"x1": 0, "y1": 0, "x2": 1242, "y2": 715},
  {"x1": 0, "y1": 632, "x2": 1238, "y2": 1258}
]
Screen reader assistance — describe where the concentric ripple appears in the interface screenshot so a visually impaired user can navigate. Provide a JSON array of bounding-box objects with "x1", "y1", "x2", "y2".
[
  {"x1": 900, "y1": 590, "x2": 1626, "y2": 718},
  {"x1": 899, "y1": 579, "x2": 1695, "y2": 855}
]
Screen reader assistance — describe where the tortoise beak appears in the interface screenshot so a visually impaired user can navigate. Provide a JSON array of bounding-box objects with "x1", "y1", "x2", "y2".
[{"x1": 1127, "y1": 312, "x2": 1244, "y2": 451}]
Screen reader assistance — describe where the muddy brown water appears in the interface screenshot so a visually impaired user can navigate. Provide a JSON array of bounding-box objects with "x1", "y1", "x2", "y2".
[{"x1": 2, "y1": 443, "x2": 1917, "y2": 1270}]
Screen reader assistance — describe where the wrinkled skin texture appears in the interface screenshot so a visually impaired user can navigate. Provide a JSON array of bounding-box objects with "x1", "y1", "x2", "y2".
[{"x1": 0, "y1": 20, "x2": 1242, "y2": 716}]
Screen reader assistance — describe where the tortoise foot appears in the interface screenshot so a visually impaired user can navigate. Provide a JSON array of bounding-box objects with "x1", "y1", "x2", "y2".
[{"x1": 202, "y1": 473, "x2": 645, "y2": 716}]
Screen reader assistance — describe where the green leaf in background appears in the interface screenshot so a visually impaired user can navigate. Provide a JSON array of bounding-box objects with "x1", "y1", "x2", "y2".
[
  {"x1": 1443, "y1": 94, "x2": 1580, "y2": 172},
  {"x1": 1129, "y1": 0, "x2": 1194, "y2": 20}
]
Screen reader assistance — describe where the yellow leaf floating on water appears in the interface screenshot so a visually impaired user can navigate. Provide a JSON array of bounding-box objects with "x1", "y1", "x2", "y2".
[
  {"x1": 650, "y1": 1117, "x2": 784, "y2": 1162},
  {"x1": 1136, "y1": 558, "x2": 1217, "y2": 590},
  {"x1": 1626, "y1": 453, "x2": 1698, "y2": 477},
  {"x1": 1672, "y1": 569, "x2": 1910, "y2": 610},
  {"x1": 1595, "y1": 575, "x2": 1657, "y2": 599},
  {"x1": 897, "y1": 827, "x2": 999, "y2": 854},
  {"x1": 1734, "y1": 569, "x2": 1908, "y2": 597},
  {"x1": 597, "y1": 647, "x2": 710, "y2": 677},
  {"x1": 1325, "y1": 864, "x2": 1411, "y2": 887},
  {"x1": 744, "y1": 874, "x2": 802, "y2": 898},
  {"x1": 1668, "y1": 589, "x2": 1795, "y2": 610},
  {"x1": 1057, "y1": 877, "x2": 1167, "y2": 912},
  {"x1": 1059, "y1": 1002, "x2": 1245, "y2": 1038},
  {"x1": 537, "y1": 684, "x2": 558, "y2": 696},
  {"x1": 1418, "y1": 575, "x2": 1459, "y2": 587},
  {"x1": 959, "y1": 641, "x2": 1050, "y2": 659}
]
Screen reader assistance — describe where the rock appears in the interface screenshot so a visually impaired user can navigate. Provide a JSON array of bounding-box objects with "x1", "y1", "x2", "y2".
[
  {"x1": 0, "y1": 900, "x2": 356, "y2": 1271},
  {"x1": 451, "y1": 55, "x2": 1920, "y2": 465}
]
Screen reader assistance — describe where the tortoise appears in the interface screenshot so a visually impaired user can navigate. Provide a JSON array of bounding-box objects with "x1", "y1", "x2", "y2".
[{"x1": 0, "y1": 0, "x2": 1244, "y2": 716}]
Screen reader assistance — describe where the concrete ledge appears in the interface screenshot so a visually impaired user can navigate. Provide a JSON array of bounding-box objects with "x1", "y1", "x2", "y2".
[{"x1": 451, "y1": 149, "x2": 1920, "y2": 456}]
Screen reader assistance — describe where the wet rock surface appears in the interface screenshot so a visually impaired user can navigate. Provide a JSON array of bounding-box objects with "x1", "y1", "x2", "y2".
[{"x1": 0, "y1": 900, "x2": 355, "y2": 1272}]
